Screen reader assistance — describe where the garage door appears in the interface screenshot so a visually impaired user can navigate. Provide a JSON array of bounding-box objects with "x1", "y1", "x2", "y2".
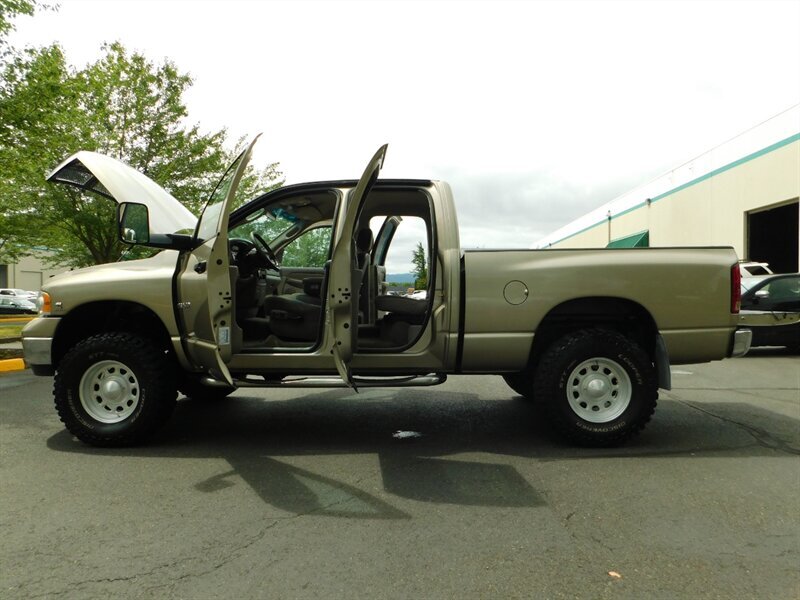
[
  {"x1": 18, "y1": 270, "x2": 43, "y2": 291},
  {"x1": 748, "y1": 200, "x2": 799, "y2": 273}
]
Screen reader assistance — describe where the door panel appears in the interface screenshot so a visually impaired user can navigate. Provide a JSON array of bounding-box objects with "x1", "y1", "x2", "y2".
[
  {"x1": 177, "y1": 136, "x2": 260, "y2": 384},
  {"x1": 326, "y1": 144, "x2": 388, "y2": 384}
]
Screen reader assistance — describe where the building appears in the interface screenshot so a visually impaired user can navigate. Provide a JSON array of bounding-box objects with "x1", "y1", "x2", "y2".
[
  {"x1": 0, "y1": 253, "x2": 66, "y2": 291},
  {"x1": 536, "y1": 105, "x2": 800, "y2": 274}
]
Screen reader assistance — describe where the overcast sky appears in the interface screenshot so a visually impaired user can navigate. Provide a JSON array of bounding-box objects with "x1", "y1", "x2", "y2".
[{"x1": 8, "y1": 0, "x2": 800, "y2": 259}]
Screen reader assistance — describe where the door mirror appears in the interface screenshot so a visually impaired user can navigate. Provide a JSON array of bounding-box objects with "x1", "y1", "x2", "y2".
[
  {"x1": 118, "y1": 202, "x2": 151, "y2": 244},
  {"x1": 754, "y1": 289, "x2": 770, "y2": 300}
]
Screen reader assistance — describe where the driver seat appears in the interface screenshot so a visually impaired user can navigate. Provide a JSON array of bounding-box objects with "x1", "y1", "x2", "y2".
[{"x1": 261, "y1": 227, "x2": 374, "y2": 342}]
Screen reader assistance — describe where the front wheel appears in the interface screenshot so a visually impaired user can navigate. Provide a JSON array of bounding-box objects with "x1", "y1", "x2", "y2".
[
  {"x1": 53, "y1": 332, "x2": 177, "y2": 447},
  {"x1": 533, "y1": 329, "x2": 657, "y2": 447}
]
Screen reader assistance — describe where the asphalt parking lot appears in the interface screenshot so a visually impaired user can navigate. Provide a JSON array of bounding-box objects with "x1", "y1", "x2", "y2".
[{"x1": 1, "y1": 349, "x2": 798, "y2": 599}]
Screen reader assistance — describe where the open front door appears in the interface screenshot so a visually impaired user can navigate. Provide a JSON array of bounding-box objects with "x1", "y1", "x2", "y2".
[
  {"x1": 177, "y1": 136, "x2": 260, "y2": 385},
  {"x1": 327, "y1": 144, "x2": 388, "y2": 385}
]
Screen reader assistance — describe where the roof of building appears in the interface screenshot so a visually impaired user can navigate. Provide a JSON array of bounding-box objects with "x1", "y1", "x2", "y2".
[{"x1": 534, "y1": 104, "x2": 800, "y2": 248}]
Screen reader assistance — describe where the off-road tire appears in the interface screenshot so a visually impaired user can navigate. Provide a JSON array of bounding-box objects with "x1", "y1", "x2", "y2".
[
  {"x1": 54, "y1": 332, "x2": 177, "y2": 447},
  {"x1": 533, "y1": 328, "x2": 657, "y2": 447}
]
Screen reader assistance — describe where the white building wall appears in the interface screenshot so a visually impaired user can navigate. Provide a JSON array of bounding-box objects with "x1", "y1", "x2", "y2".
[
  {"x1": 1, "y1": 254, "x2": 67, "y2": 292},
  {"x1": 536, "y1": 105, "x2": 800, "y2": 267}
]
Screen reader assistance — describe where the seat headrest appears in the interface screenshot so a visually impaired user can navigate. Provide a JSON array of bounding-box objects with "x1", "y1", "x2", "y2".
[{"x1": 356, "y1": 228, "x2": 373, "y2": 253}]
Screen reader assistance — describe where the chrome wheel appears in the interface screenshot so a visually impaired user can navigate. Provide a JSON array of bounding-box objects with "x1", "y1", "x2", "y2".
[
  {"x1": 566, "y1": 357, "x2": 631, "y2": 423},
  {"x1": 79, "y1": 360, "x2": 140, "y2": 423}
]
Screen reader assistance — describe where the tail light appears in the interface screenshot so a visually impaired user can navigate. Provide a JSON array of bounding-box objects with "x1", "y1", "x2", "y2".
[{"x1": 731, "y1": 264, "x2": 741, "y2": 313}]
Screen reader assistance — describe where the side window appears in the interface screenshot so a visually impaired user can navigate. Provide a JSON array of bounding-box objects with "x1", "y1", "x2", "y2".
[
  {"x1": 370, "y1": 216, "x2": 430, "y2": 293},
  {"x1": 280, "y1": 227, "x2": 332, "y2": 268},
  {"x1": 760, "y1": 277, "x2": 800, "y2": 311}
]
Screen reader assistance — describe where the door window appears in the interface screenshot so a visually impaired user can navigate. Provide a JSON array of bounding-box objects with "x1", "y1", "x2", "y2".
[
  {"x1": 753, "y1": 276, "x2": 800, "y2": 311},
  {"x1": 370, "y1": 216, "x2": 430, "y2": 293},
  {"x1": 195, "y1": 150, "x2": 248, "y2": 242}
]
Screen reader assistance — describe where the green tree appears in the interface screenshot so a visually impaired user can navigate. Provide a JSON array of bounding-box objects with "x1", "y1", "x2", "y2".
[
  {"x1": 0, "y1": 42, "x2": 282, "y2": 267},
  {"x1": 0, "y1": 0, "x2": 52, "y2": 45},
  {"x1": 0, "y1": 44, "x2": 76, "y2": 263},
  {"x1": 411, "y1": 241, "x2": 428, "y2": 289},
  {"x1": 281, "y1": 228, "x2": 331, "y2": 267}
]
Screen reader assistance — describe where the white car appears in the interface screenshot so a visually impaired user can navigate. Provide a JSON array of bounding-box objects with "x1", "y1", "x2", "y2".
[
  {"x1": 0, "y1": 288, "x2": 38, "y2": 301},
  {"x1": 739, "y1": 261, "x2": 773, "y2": 277}
]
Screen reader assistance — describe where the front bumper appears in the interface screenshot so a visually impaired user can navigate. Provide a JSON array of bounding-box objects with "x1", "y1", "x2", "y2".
[
  {"x1": 21, "y1": 316, "x2": 60, "y2": 374},
  {"x1": 22, "y1": 336, "x2": 53, "y2": 366}
]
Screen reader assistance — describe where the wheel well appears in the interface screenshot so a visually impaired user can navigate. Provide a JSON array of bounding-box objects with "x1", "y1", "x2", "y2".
[
  {"x1": 530, "y1": 297, "x2": 659, "y2": 365},
  {"x1": 52, "y1": 301, "x2": 173, "y2": 369}
]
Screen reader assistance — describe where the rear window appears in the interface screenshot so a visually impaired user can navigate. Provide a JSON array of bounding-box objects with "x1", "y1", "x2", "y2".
[{"x1": 746, "y1": 266, "x2": 769, "y2": 275}]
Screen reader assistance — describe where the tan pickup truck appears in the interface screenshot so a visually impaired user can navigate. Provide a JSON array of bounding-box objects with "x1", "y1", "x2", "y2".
[{"x1": 22, "y1": 140, "x2": 752, "y2": 447}]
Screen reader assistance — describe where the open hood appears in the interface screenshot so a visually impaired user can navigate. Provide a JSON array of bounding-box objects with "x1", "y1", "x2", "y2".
[{"x1": 47, "y1": 151, "x2": 197, "y2": 233}]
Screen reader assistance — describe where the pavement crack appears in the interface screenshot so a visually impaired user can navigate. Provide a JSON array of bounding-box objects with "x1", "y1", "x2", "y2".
[
  {"x1": 29, "y1": 520, "x2": 286, "y2": 599},
  {"x1": 678, "y1": 400, "x2": 800, "y2": 455}
]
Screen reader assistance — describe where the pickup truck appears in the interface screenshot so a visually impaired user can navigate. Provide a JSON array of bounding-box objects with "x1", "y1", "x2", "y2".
[{"x1": 22, "y1": 140, "x2": 752, "y2": 448}]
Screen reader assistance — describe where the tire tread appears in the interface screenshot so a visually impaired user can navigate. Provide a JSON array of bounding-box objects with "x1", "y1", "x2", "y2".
[
  {"x1": 533, "y1": 328, "x2": 657, "y2": 447},
  {"x1": 53, "y1": 332, "x2": 177, "y2": 447}
]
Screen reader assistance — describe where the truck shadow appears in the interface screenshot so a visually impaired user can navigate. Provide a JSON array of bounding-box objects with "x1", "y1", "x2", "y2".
[{"x1": 46, "y1": 388, "x2": 799, "y2": 518}]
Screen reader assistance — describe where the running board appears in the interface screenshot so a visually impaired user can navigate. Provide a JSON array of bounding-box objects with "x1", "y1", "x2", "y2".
[{"x1": 203, "y1": 372, "x2": 447, "y2": 389}]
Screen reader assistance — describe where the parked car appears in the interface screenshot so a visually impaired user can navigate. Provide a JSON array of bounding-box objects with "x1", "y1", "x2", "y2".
[
  {"x1": 741, "y1": 275, "x2": 773, "y2": 293},
  {"x1": 740, "y1": 273, "x2": 800, "y2": 350},
  {"x1": 739, "y1": 261, "x2": 773, "y2": 277},
  {"x1": 0, "y1": 297, "x2": 38, "y2": 315},
  {"x1": 0, "y1": 288, "x2": 39, "y2": 301}
]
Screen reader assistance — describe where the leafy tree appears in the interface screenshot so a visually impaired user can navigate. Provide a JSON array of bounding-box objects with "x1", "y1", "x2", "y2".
[
  {"x1": 0, "y1": 42, "x2": 282, "y2": 267},
  {"x1": 411, "y1": 241, "x2": 428, "y2": 289},
  {"x1": 281, "y1": 228, "x2": 331, "y2": 268},
  {"x1": 0, "y1": 0, "x2": 52, "y2": 45},
  {"x1": 0, "y1": 44, "x2": 77, "y2": 263}
]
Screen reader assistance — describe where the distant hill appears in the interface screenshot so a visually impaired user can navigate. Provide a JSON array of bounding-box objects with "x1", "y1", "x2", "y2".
[{"x1": 386, "y1": 273, "x2": 415, "y2": 283}]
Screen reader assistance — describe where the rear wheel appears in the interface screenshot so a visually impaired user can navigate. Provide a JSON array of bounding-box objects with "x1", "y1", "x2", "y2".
[
  {"x1": 54, "y1": 332, "x2": 177, "y2": 447},
  {"x1": 533, "y1": 329, "x2": 657, "y2": 446}
]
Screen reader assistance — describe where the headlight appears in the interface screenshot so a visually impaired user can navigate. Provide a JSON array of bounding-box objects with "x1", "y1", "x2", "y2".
[{"x1": 37, "y1": 292, "x2": 51, "y2": 315}]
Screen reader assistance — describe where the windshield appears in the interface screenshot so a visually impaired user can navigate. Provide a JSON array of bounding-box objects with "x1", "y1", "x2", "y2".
[
  {"x1": 195, "y1": 150, "x2": 247, "y2": 242},
  {"x1": 263, "y1": 207, "x2": 302, "y2": 244},
  {"x1": 230, "y1": 192, "x2": 338, "y2": 248},
  {"x1": 229, "y1": 205, "x2": 305, "y2": 248}
]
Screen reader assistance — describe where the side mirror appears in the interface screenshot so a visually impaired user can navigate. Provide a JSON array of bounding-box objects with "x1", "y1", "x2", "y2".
[
  {"x1": 118, "y1": 202, "x2": 150, "y2": 245},
  {"x1": 754, "y1": 289, "x2": 770, "y2": 300}
]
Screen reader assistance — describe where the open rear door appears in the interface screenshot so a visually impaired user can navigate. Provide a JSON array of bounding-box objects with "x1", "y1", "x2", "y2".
[
  {"x1": 177, "y1": 136, "x2": 260, "y2": 385},
  {"x1": 326, "y1": 144, "x2": 388, "y2": 386}
]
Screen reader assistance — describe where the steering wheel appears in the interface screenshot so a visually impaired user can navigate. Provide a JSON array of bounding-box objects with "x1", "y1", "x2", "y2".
[{"x1": 251, "y1": 232, "x2": 280, "y2": 270}]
